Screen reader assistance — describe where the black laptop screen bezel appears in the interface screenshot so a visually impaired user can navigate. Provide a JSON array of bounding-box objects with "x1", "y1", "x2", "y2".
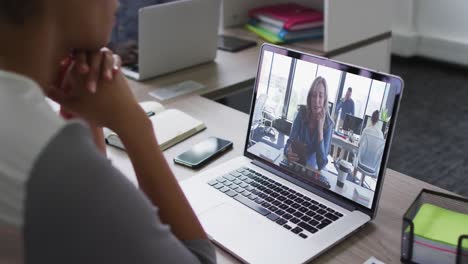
[{"x1": 243, "y1": 44, "x2": 404, "y2": 218}]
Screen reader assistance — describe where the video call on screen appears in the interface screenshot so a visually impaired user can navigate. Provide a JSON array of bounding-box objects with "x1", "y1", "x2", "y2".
[{"x1": 248, "y1": 51, "x2": 398, "y2": 208}]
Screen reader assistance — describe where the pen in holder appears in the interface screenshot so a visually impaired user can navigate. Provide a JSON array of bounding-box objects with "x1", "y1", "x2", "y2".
[{"x1": 401, "y1": 189, "x2": 468, "y2": 264}]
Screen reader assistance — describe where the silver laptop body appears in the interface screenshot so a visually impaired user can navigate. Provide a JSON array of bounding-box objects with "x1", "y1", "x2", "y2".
[
  {"x1": 123, "y1": 0, "x2": 220, "y2": 81},
  {"x1": 181, "y1": 44, "x2": 404, "y2": 264}
]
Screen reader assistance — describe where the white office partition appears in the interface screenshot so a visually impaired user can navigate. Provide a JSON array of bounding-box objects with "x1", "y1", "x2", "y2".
[{"x1": 324, "y1": 0, "x2": 392, "y2": 52}]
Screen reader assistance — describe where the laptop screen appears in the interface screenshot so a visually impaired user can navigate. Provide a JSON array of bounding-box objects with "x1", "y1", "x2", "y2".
[{"x1": 246, "y1": 45, "x2": 403, "y2": 211}]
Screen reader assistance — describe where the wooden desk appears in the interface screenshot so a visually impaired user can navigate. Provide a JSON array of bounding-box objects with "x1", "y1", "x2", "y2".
[{"x1": 108, "y1": 91, "x2": 454, "y2": 264}]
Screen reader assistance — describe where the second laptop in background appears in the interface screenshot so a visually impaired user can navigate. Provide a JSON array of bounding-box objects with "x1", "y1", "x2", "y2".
[{"x1": 123, "y1": 0, "x2": 220, "y2": 81}]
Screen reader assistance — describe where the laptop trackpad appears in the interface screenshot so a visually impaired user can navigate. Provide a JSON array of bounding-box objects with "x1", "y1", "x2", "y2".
[{"x1": 199, "y1": 203, "x2": 296, "y2": 263}]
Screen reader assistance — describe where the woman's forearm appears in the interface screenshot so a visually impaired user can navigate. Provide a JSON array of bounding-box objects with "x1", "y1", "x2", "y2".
[{"x1": 117, "y1": 116, "x2": 207, "y2": 241}]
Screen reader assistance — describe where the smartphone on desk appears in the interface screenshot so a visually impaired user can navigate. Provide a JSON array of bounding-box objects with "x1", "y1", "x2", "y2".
[{"x1": 174, "y1": 137, "x2": 233, "y2": 169}]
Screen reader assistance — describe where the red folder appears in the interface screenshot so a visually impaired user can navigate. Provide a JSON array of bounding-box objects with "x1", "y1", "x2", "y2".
[{"x1": 249, "y1": 3, "x2": 324, "y2": 31}]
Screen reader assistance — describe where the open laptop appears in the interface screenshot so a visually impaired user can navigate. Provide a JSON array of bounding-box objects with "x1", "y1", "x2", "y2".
[
  {"x1": 181, "y1": 44, "x2": 404, "y2": 264},
  {"x1": 122, "y1": 0, "x2": 220, "y2": 81}
]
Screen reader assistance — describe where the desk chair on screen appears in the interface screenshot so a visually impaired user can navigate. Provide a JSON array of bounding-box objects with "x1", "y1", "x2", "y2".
[
  {"x1": 355, "y1": 134, "x2": 386, "y2": 188},
  {"x1": 250, "y1": 94, "x2": 268, "y2": 145}
]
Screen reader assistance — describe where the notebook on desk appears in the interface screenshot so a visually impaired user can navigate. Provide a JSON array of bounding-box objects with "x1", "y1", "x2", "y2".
[{"x1": 104, "y1": 102, "x2": 206, "y2": 151}]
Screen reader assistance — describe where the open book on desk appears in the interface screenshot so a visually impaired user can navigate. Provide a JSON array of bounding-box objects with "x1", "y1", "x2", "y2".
[{"x1": 104, "y1": 101, "x2": 206, "y2": 151}]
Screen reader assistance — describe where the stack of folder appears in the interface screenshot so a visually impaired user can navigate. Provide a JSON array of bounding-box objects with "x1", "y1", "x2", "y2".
[
  {"x1": 246, "y1": 3, "x2": 324, "y2": 44},
  {"x1": 408, "y1": 203, "x2": 468, "y2": 263}
]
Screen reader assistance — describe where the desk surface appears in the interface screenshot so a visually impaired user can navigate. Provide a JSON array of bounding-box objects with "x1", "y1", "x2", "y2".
[{"x1": 109, "y1": 85, "x2": 453, "y2": 263}]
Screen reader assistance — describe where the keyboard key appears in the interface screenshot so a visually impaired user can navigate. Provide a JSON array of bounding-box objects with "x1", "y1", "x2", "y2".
[
  {"x1": 223, "y1": 181, "x2": 233, "y2": 187},
  {"x1": 284, "y1": 199, "x2": 294, "y2": 205},
  {"x1": 298, "y1": 206, "x2": 308, "y2": 213},
  {"x1": 276, "y1": 218, "x2": 287, "y2": 225},
  {"x1": 272, "y1": 200, "x2": 281, "y2": 206},
  {"x1": 296, "y1": 192, "x2": 304, "y2": 198},
  {"x1": 213, "y1": 183, "x2": 224, "y2": 189},
  {"x1": 267, "y1": 213, "x2": 280, "y2": 221},
  {"x1": 208, "y1": 180, "x2": 218, "y2": 186},
  {"x1": 258, "y1": 193, "x2": 268, "y2": 199},
  {"x1": 301, "y1": 215, "x2": 311, "y2": 222},
  {"x1": 244, "y1": 178, "x2": 253, "y2": 184},
  {"x1": 262, "y1": 202, "x2": 271, "y2": 208},
  {"x1": 290, "y1": 217, "x2": 300, "y2": 224},
  {"x1": 299, "y1": 233, "x2": 308, "y2": 239},
  {"x1": 308, "y1": 219, "x2": 319, "y2": 226},
  {"x1": 314, "y1": 215, "x2": 324, "y2": 221},
  {"x1": 234, "y1": 195, "x2": 270, "y2": 216},
  {"x1": 286, "y1": 208, "x2": 296, "y2": 214},
  {"x1": 294, "y1": 197, "x2": 304, "y2": 203},
  {"x1": 309, "y1": 205, "x2": 319, "y2": 211},
  {"x1": 283, "y1": 213, "x2": 292, "y2": 220},
  {"x1": 293, "y1": 212, "x2": 304, "y2": 218},
  {"x1": 269, "y1": 206, "x2": 278, "y2": 212},
  {"x1": 279, "y1": 204, "x2": 288, "y2": 210},
  {"x1": 236, "y1": 188, "x2": 245, "y2": 193},
  {"x1": 234, "y1": 179, "x2": 242, "y2": 185},
  {"x1": 226, "y1": 190, "x2": 237, "y2": 197},
  {"x1": 277, "y1": 196, "x2": 286, "y2": 201},
  {"x1": 283, "y1": 224, "x2": 292, "y2": 230},
  {"x1": 251, "y1": 188, "x2": 259, "y2": 194},
  {"x1": 317, "y1": 209, "x2": 327, "y2": 215},
  {"x1": 217, "y1": 177, "x2": 227, "y2": 183},
  {"x1": 326, "y1": 208, "x2": 335, "y2": 213},
  {"x1": 239, "y1": 176, "x2": 248, "y2": 181},
  {"x1": 239, "y1": 182, "x2": 248, "y2": 188},
  {"x1": 291, "y1": 227, "x2": 303, "y2": 234},
  {"x1": 322, "y1": 219, "x2": 332, "y2": 225},
  {"x1": 303, "y1": 196, "x2": 311, "y2": 201},
  {"x1": 324, "y1": 213, "x2": 339, "y2": 221},
  {"x1": 298, "y1": 222, "x2": 318, "y2": 234},
  {"x1": 254, "y1": 198, "x2": 264, "y2": 204},
  {"x1": 270, "y1": 192, "x2": 279, "y2": 198},
  {"x1": 230, "y1": 172, "x2": 242, "y2": 177},
  {"x1": 291, "y1": 203, "x2": 301, "y2": 209},
  {"x1": 230, "y1": 184, "x2": 239, "y2": 190},
  {"x1": 235, "y1": 168, "x2": 244, "y2": 173},
  {"x1": 335, "y1": 212, "x2": 344, "y2": 217},
  {"x1": 302, "y1": 201, "x2": 312, "y2": 207},
  {"x1": 245, "y1": 185, "x2": 254, "y2": 191},
  {"x1": 319, "y1": 204, "x2": 327, "y2": 209},
  {"x1": 275, "y1": 209, "x2": 285, "y2": 216},
  {"x1": 242, "y1": 190, "x2": 251, "y2": 196},
  {"x1": 242, "y1": 171, "x2": 250, "y2": 176},
  {"x1": 248, "y1": 194, "x2": 258, "y2": 200},
  {"x1": 280, "y1": 190, "x2": 290, "y2": 196},
  {"x1": 287, "y1": 194, "x2": 297, "y2": 200},
  {"x1": 265, "y1": 197, "x2": 274, "y2": 202},
  {"x1": 310, "y1": 200, "x2": 318, "y2": 205},
  {"x1": 306, "y1": 211, "x2": 316, "y2": 217},
  {"x1": 219, "y1": 186, "x2": 230, "y2": 193},
  {"x1": 264, "y1": 189, "x2": 272, "y2": 194}
]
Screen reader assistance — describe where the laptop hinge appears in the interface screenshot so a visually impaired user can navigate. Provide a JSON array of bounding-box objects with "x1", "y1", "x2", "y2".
[{"x1": 251, "y1": 160, "x2": 357, "y2": 212}]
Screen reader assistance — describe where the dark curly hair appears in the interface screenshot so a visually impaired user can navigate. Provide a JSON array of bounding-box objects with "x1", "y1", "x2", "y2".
[{"x1": 0, "y1": 0, "x2": 37, "y2": 24}]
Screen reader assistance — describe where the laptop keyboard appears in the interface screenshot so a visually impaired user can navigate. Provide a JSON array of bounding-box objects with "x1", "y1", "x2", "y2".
[{"x1": 208, "y1": 166, "x2": 344, "y2": 239}]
